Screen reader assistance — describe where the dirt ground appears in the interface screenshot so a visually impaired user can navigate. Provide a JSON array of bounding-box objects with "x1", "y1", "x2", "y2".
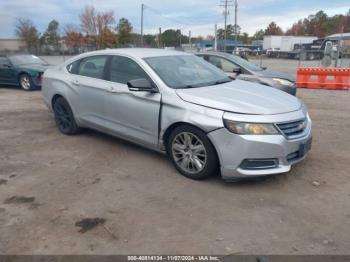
[{"x1": 0, "y1": 86, "x2": 349, "y2": 255}]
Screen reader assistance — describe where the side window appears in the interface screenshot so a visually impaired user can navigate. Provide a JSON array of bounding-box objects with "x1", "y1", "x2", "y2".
[
  {"x1": 66, "y1": 60, "x2": 80, "y2": 74},
  {"x1": 0, "y1": 56, "x2": 10, "y2": 66},
  {"x1": 109, "y1": 56, "x2": 150, "y2": 84},
  {"x1": 77, "y1": 56, "x2": 108, "y2": 79},
  {"x1": 208, "y1": 56, "x2": 239, "y2": 72}
]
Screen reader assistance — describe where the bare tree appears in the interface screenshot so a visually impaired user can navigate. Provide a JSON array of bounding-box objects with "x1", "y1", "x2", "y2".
[
  {"x1": 79, "y1": 5, "x2": 117, "y2": 49},
  {"x1": 63, "y1": 24, "x2": 84, "y2": 54},
  {"x1": 80, "y1": 5, "x2": 97, "y2": 35},
  {"x1": 15, "y1": 18, "x2": 40, "y2": 53}
]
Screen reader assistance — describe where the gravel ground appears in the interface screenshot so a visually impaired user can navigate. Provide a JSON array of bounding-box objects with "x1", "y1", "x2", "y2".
[{"x1": 0, "y1": 86, "x2": 349, "y2": 254}]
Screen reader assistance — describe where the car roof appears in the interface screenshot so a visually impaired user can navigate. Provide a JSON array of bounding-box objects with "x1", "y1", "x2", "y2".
[
  {"x1": 79, "y1": 48, "x2": 192, "y2": 59},
  {"x1": 195, "y1": 51, "x2": 235, "y2": 58}
]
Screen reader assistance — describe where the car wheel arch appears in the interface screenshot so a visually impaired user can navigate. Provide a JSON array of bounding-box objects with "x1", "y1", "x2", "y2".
[
  {"x1": 162, "y1": 122, "x2": 219, "y2": 158},
  {"x1": 51, "y1": 94, "x2": 64, "y2": 109},
  {"x1": 18, "y1": 71, "x2": 30, "y2": 81}
]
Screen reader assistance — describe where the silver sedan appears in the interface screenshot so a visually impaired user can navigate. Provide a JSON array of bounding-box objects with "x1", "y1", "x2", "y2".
[{"x1": 42, "y1": 48, "x2": 312, "y2": 181}]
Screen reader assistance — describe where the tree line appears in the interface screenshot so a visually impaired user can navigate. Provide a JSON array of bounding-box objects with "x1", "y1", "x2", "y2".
[
  {"x1": 203, "y1": 9, "x2": 350, "y2": 44},
  {"x1": 15, "y1": 7, "x2": 350, "y2": 53},
  {"x1": 15, "y1": 5, "x2": 134, "y2": 54},
  {"x1": 14, "y1": 5, "x2": 195, "y2": 54}
]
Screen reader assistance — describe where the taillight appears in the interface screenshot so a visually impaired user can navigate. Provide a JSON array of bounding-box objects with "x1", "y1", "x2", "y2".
[{"x1": 39, "y1": 73, "x2": 44, "y2": 82}]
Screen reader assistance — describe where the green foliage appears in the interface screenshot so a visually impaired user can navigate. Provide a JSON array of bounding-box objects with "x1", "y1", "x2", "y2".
[
  {"x1": 144, "y1": 34, "x2": 157, "y2": 47},
  {"x1": 253, "y1": 29, "x2": 265, "y2": 40},
  {"x1": 42, "y1": 20, "x2": 60, "y2": 46},
  {"x1": 264, "y1": 22, "x2": 283, "y2": 35},
  {"x1": 286, "y1": 10, "x2": 350, "y2": 37},
  {"x1": 161, "y1": 29, "x2": 188, "y2": 47},
  {"x1": 117, "y1": 18, "x2": 133, "y2": 45},
  {"x1": 217, "y1": 24, "x2": 241, "y2": 40}
]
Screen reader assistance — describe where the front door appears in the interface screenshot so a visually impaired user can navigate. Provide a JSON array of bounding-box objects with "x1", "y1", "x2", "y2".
[
  {"x1": 104, "y1": 55, "x2": 161, "y2": 148},
  {"x1": 0, "y1": 56, "x2": 16, "y2": 84}
]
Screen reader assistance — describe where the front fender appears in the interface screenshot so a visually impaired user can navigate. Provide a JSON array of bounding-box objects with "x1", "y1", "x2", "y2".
[{"x1": 159, "y1": 92, "x2": 224, "y2": 150}]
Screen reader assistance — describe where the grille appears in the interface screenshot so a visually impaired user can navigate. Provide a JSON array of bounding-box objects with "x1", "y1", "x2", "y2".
[{"x1": 276, "y1": 119, "x2": 307, "y2": 138}]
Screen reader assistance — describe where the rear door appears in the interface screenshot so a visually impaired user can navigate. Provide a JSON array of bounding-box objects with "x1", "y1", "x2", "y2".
[
  {"x1": 104, "y1": 55, "x2": 161, "y2": 147},
  {"x1": 66, "y1": 55, "x2": 109, "y2": 130}
]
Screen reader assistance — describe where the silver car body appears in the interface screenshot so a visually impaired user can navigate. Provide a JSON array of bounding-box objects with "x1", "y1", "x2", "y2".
[{"x1": 42, "y1": 48, "x2": 312, "y2": 180}]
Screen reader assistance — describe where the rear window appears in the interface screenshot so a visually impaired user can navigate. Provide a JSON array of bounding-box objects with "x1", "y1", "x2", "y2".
[
  {"x1": 66, "y1": 55, "x2": 108, "y2": 80},
  {"x1": 78, "y1": 56, "x2": 107, "y2": 79},
  {"x1": 66, "y1": 60, "x2": 80, "y2": 74}
]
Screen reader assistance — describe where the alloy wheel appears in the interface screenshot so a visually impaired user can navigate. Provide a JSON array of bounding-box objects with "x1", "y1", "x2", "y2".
[
  {"x1": 171, "y1": 132, "x2": 207, "y2": 174},
  {"x1": 20, "y1": 75, "x2": 31, "y2": 90},
  {"x1": 54, "y1": 102, "x2": 72, "y2": 132}
]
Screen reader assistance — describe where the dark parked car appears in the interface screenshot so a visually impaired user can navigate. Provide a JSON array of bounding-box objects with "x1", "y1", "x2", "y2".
[
  {"x1": 196, "y1": 52, "x2": 297, "y2": 95},
  {"x1": 0, "y1": 54, "x2": 51, "y2": 90}
]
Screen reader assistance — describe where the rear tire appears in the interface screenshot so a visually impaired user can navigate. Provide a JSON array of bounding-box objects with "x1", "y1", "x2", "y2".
[
  {"x1": 53, "y1": 97, "x2": 81, "y2": 135},
  {"x1": 167, "y1": 125, "x2": 219, "y2": 180}
]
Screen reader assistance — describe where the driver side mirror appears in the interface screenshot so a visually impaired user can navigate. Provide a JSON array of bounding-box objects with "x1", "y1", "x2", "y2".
[
  {"x1": 232, "y1": 67, "x2": 241, "y2": 74},
  {"x1": 127, "y1": 78, "x2": 157, "y2": 92},
  {"x1": 2, "y1": 63, "x2": 12, "y2": 68}
]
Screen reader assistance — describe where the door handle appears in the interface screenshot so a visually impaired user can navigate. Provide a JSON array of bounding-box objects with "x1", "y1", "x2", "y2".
[
  {"x1": 106, "y1": 86, "x2": 116, "y2": 93},
  {"x1": 106, "y1": 86, "x2": 128, "y2": 94}
]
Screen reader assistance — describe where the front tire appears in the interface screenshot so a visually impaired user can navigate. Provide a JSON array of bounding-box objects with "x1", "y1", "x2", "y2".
[
  {"x1": 53, "y1": 97, "x2": 81, "y2": 135},
  {"x1": 167, "y1": 125, "x2": 219, "y2": 180},
  {"x1": 19, "y1": 74, "x2": 35, "y2": 91}
]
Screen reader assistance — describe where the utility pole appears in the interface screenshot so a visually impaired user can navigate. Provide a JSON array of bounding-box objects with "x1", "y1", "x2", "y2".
[
  {"x1": 159, "y1": 27, "x2": 162, "y2": 48},
  {"x1": 234, "y1": 0, "x2": 238, "y2": 42},
  {"x1": 141, "y1": 3, "x2": 144, "y2": 47},
  {"x1": 214, "y1": 24, "x2": 218, "y2": 51},
  {"x1": 219, "y1": 0, "x2": 233, "y2": 52},
  {"x1": 189, "y1": 30, "x2": 192, "y2": 49},
  {"x1": 179, "y1": 29, "x2": 182, "y2": 48}
]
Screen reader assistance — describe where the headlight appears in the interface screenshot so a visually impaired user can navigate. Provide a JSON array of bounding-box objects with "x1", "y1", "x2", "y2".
[
  {"x1": 224, "y1": 119, "x2": 279, "y2": 135},
  {"x1": 272, "y1": 78, "x2": 294, "y2": 86}
]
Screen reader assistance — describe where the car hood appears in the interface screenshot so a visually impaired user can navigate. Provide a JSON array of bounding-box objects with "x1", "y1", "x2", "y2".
[
  {"x1": 17, "y1": 63, "x2": 52, "y2": 72},
  {"x1": 255, "y1": 69, "x2": 295, "y2": 82},
  {"x1": 175, "y1": 80, "x2": 301, "y2": 115}
]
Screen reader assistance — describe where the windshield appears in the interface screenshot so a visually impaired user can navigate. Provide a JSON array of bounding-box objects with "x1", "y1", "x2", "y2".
[
  {"x1": 144, "y1": 55, "x2": 231, "y2": 89},
  {"x1": 223, "y1": 53, "x2": 263, "y2": 71},
  {"x1": 9, "y1": 55, "x2": 46, "y2": 66}
]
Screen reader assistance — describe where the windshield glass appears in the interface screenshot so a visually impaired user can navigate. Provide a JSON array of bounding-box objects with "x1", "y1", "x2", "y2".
[
  {"x1": 9, "y1": 55, "x2": 46, "y2": 66},
  {"x1": 223, "y1": 53, "x2": 263, "y2": 71},
  {"x1": 144, "y1": 55, "x2": 231, "y2": 89}
]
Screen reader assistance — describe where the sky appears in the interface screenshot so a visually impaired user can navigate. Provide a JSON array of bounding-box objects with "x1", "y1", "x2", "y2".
[{"x1": 0, "y1": 0, "x2": 349, "y2": 38}]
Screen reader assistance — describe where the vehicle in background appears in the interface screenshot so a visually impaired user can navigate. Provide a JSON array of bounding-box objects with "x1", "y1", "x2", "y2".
[
  {"x1": 296, "y1": 33, "x2": 350, "y2": 60},
  {"x1": 263, "y1": 33, "x2": 350, "y2": 60},
  {"x1": 233, "y1": 47, "x2": 250, "y2": 59},
  {"x1": 264, "y1": 35, "x2": 317, "y2": 59},
  {"x1": 0, "y1": 54, "x2": 51, "y2": 90},
  {"x1": 42, "y1": 48, "x2": 312, "y2": 181},
  {"x1": 196, "y1": 51, "x2": 297, "y2": 95}
]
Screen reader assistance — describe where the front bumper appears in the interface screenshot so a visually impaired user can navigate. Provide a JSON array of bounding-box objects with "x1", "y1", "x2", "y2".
[
  {"x1": 32, "y1": 77, "x2": 42, "y2": 87},
  {"x1": 207, "y1": 111, "x2": 312, "y2": 181}
]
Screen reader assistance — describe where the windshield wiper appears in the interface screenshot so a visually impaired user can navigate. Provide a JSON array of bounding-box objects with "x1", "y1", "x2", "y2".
[
  {"x1": 208, "y1": 79, "x2": 232, "y2": 86},
  {"x1": 177, "y1": 84, "x2": 202, "y2": 89},
  {"x1": 177, "y1": 79, "x2": 232, "y2": 89}
]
